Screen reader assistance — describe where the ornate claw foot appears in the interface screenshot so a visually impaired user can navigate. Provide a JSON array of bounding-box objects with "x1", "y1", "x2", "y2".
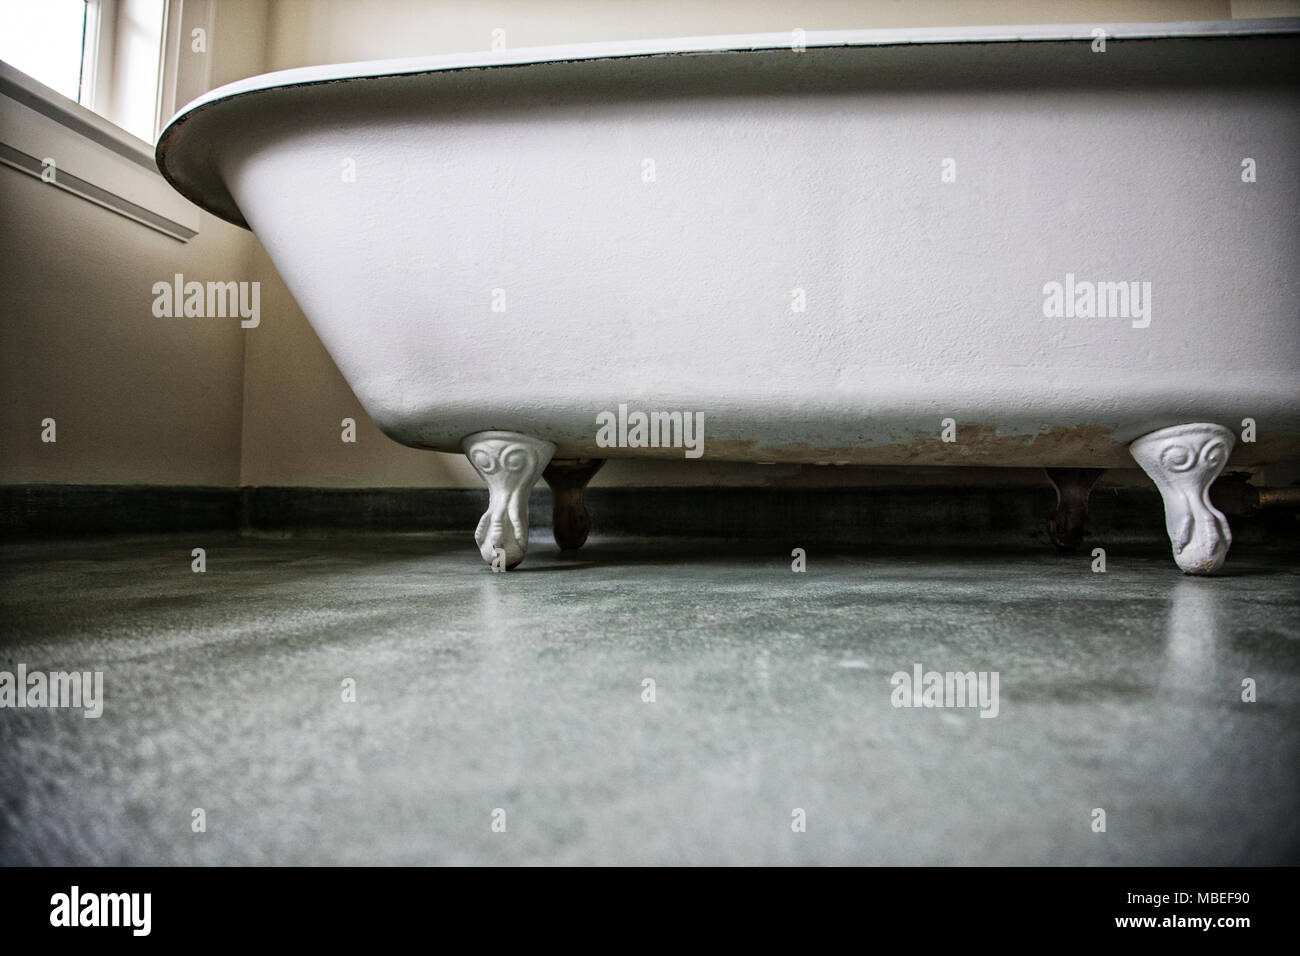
[
  {"x1": 1130, "y1": 423, "x2": 1235, "y2": 575},
  {"x1": 463, "y1": 431, "x2": 556, "y2": 570},
  {"x1": 1044, "y1": 467, "x2": 1104, "y2": 551},
  {"x1": 542, "y1": 458, "x2": 605, "y2": 551}
]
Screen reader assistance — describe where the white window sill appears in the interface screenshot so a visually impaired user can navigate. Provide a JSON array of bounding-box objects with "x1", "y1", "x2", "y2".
[{"x1": 0, "y1": 60, "x2": 199, "y2": 242}]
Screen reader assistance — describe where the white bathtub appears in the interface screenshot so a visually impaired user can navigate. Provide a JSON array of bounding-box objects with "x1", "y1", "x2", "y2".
[{"x1": 158, "y1": 21, "x2": 1300, "y2": 572}]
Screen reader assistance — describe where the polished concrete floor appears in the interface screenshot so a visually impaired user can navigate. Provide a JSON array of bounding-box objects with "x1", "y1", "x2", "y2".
[{"x1": 1, "y1": 533, "x2": 1296, "y2": 865}]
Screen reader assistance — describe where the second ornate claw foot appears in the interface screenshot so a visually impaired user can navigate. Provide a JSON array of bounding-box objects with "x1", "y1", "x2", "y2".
[
  {"x1": 1130, "y1": 423, "x2": 1235, "y2": 575},
  {"x1": 1044, "y1": 467, "x2": 1104, "y2": 551},
  {"x1": 463, "y1": 431, "x2": 555, "y2": 570},
  {"x1": 542, "y1": 458, "x2": 605, "y2": 551}
]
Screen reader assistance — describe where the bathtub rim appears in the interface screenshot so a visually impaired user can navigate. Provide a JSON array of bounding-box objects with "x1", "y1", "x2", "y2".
[{"x1": 155, "y1": 18, "x2": 1300, "y2": 229}]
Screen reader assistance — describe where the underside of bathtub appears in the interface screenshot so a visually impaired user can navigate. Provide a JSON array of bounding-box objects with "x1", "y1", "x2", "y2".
[{"x1": 457, "y1": 420, "x2": 1286, "y2": 575}]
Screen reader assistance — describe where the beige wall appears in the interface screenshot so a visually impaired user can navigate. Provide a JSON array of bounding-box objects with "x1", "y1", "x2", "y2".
[
  {"x1": 6, "y1": 1, "x2": 1296, "y2": 489},
  {"x1": 262, "y1": 0, "x2": 1239, "y2": 69},
  {"x1": 0, "y1": 177, "x2": 251, "y2": 485},
  {"x1": 0, "y1": 0, "x2": 274, "y2": 486}
]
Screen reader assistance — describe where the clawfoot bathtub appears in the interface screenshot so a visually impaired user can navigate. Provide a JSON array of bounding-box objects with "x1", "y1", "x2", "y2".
[{"x1": 157, "y1": 21, "x2": 1300, "y2": 573}]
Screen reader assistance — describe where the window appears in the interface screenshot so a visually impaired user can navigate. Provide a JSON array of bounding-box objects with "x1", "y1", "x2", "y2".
[
  {"x1": 0, "y1": 0, "x2": 88, "y2": 102},
  {"x1": 0, "y1": 0, "x2": 200, "y2": 240},
  {"x1": 0, "y1": 0, "x2": 166, "y2": 143}
]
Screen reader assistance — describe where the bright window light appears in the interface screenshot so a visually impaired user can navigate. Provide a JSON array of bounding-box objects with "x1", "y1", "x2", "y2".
[
  {"x1": 0, "y1": 0, "x2": 88, "y2": 102},
  {"x1": 1, "y1": 0, "x2": 167, "y2": 142},
  {"x1": 113, "y1": 0, "x2": 164, "y2": 141}
]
